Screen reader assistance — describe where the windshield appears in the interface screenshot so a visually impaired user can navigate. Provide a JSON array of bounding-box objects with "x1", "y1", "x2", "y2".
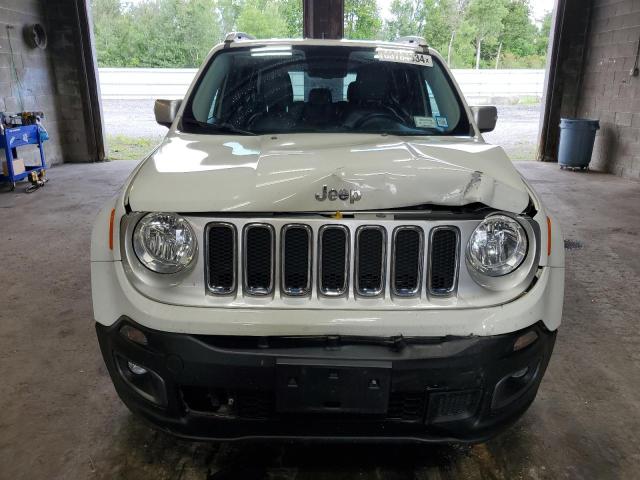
[{"x1": 182, "y1": 45, "x2": 472, "y2": 136}]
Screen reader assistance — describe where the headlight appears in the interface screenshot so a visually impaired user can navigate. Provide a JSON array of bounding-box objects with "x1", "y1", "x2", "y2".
[
  {"x1": 466, "y1": 215, "x2": 527, "y2": 277},
  {"x1": 133, "y1": 213, "x2": 196, "y2": 273}
]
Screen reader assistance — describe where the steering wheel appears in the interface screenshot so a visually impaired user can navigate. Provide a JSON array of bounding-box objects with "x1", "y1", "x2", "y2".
[{"x1": 352, "y1": 111, "x2": 404, "y2": 129}]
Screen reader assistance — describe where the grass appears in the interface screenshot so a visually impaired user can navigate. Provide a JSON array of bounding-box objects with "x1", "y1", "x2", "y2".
[
  {"x1": 516, "y1": 96, "x2": 542, "y2": 106},
  {"x1": 107, "y1": 135, "x2": 160, "y2": 161},
  {"x1": 504, "y1": 142, "x2": 538, "y2": 161}
]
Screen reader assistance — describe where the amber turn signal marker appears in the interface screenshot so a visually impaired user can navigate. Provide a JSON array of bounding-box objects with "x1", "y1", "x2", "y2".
[
  {"x1": 109, "y1": 208, "x2": 116, "y2": 250},
  {"x1": 546, "y1": 216, "x2": 552, "y2": 256}
]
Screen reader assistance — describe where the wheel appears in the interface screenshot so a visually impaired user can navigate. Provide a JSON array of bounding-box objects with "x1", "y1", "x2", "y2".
[{"x1": 10, "y1": 182, "x2": 15, "y2": 191}]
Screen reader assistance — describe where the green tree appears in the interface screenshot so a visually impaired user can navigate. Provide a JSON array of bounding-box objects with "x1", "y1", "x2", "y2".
[
  {"x1": 91, "y1": 0, "x2": 136, "y2": 66},
  {"x1": 423, "y1": 0, "x2": 457, "y2": 58},
  {"x1": 536, "y1": 11, "x2": 552, "y2": 56},
  {"x1": 496, "y1": 0, "x2": 537, "y2": 67},
  {"x1": 216, "y1": 0, "x2": 245, "y2": 34},
  {"x1": 464, "y1": 0, "x2": 509, "y2": 69},
  {"x1": 237, "y1": 0, "x2": 288, "y2": 38},
  {"x1": 344, "y1": 0, "x2": 382, "y2": 39},
  {"x1": 279, "y1": 0, "x2": 303, "y2": 37},
  {"x1": 385, "y1": 0, "x2": 425, "y2": 40}
]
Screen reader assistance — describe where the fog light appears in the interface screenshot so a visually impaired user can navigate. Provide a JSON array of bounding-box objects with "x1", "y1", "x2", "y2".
[
  {"x1": 491, "y1": 362, "x2": 540, "y2": 411},
  {"x1": 510, "y1": 367, "x2": 528, "y2": 379},
  {"x1": 120, "y1": 324, "x2": 148, "y2": 346},
  {"x1": 115, "y1": 354, "x2": 167, "y2": 407},
  {"x1": 513, "y1": 330, "x2": 538, "y2": 352},
  {"x1": 127, "y1": 361, "x2": 148, "y2": 375}
]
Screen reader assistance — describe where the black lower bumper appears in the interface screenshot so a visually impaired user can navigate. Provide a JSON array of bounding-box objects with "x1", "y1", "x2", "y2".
[{"x1": 96, "y1": 318, "x2": 556, "y2": 443}]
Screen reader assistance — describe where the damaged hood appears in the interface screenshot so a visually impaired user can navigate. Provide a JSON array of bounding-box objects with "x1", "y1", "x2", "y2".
[{"x1": 127, "y1": 133, "x2": 530, "y2": 213}]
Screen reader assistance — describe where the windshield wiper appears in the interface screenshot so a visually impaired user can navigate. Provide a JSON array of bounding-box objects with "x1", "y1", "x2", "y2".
[{"x1": 182, "y1": 118, "x2": 257, "y2": 136}]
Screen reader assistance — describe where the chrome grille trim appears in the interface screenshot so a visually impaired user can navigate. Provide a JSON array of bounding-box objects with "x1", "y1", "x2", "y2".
[
  {"x1": 354, "y1": 225, "x2": 387, "y2": 297},
  {"x1": 204, "y1": 222, "x2": 237, "y2": 295},
  {"x1": 131, "y1": 214, "x2": 540, "y2": 310},
  {"x1": 390, "y1": 226, "x2": 424, "y2": 297},
  {"x1": 280, "y1": 224, "x2": 312, "y2": 296},
  {"x1": 427, "y1": 226, "x2": 460, "y2": 297},
  {"x1": 318, "y1": 224, "x2": 350, "y2": 297},
  {"x1": 242, "y1": 223, "x2": 275, "y2": 296}
]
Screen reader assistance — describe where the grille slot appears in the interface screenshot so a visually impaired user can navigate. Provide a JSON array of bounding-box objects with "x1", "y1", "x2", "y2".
[
  {"x1": 429, "y1": 227, "x2": 459, "y2": 296},
  {"x1": 391, "y1": 227, "x2": 423, "y2": 296},
  {"x1": 206, "y1": 223, "x2": 236, "y2": 295},
  {"x1": 318, "y1": 225, "x2": 349, "y2": 296},
  {"x1": 243, "y1": 224, "x2": 275, "y2": 295},
  {"x1": 281, "y1": 224, "x2": 312, "y2": 296},
  {"x1": 204, "y1": 220, "x2": 464, "y2": 302},
  {"x1": 355, "y1": 226, "x2": 386, "y2": 296}
]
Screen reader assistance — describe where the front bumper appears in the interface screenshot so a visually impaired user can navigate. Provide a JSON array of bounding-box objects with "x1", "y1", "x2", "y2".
[{"x1": 97, "y1": 318, "x2": 556, "y2": 443}]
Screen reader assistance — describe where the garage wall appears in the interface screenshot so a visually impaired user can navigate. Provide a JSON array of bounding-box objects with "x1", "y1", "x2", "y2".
[
  {"x1": 0, "y1": 0, "x2": 99, "y2": 165},
  {"x1": 545, "y1": 0, "x2": 640, "y2": 178},
  {"x1": 576, "y1": 0, "x2": 640, "y2": 178}
]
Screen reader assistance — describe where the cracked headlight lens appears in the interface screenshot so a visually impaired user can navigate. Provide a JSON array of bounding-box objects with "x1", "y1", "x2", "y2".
[
  {"x1": 466, "y1": 215, "x2": 527, "y2": 277},
  {"x1": 133, "y1": 213, "x2": 196, "y2": 273}
]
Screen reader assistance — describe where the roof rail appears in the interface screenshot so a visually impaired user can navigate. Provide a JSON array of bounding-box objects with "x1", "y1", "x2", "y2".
[
  {"x1": 395, "y1": 36, "x2": 429, "y2": 49},
  {"x1": 224, "y1": 32, "x2": 256, "y2": 44}
]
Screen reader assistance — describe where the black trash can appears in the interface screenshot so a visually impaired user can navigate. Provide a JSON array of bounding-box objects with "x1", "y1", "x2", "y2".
[{"x1": 558, "y1": 118, "x2": 600, "y2": 170}]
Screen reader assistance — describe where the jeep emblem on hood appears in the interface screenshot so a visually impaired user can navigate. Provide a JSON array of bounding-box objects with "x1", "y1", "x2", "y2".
[{"x1": 315, "y1": 185, "x2": 362, "y2": 204}]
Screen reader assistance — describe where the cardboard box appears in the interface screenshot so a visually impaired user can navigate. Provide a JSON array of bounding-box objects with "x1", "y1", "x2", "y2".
[{"x1": 2, "y1": 158, "x2": 26, "y2": 177}]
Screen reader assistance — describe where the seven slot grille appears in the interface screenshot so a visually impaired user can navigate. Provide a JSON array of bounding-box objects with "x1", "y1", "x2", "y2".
[{"x1": 205, "y1": 222, "x2": 459, "y2": 298}]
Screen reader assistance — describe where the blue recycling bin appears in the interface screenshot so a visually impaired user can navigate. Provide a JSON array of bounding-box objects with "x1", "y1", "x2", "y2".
[{"x1": 558, "y1": 118, "x2": 600, "y2": 169}]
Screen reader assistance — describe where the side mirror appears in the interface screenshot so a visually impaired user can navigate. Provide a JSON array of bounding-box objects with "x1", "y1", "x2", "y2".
[
  {"x1": 470, "y1": 106, "x2": 498, "y2": 133},
  {"x1": 154, "y1": 99, "x2": 182, "y2": 128}
]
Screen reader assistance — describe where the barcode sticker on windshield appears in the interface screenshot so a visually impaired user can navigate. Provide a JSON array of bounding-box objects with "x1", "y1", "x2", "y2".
[
  {"x1": 436, "y1": 116, "x2": 449, "y2": 128},
  {"x1": 375, "y1": 48, "x2": 433, "y2": 67},
  {"x1": 414, "y1": 116, "x2": 437, "y2": 128}
]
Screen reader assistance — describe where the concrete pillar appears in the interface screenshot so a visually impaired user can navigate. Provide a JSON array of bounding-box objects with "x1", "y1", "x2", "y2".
[{"x1": 538, "y1": 0, "x2": 593, "y2": 163}]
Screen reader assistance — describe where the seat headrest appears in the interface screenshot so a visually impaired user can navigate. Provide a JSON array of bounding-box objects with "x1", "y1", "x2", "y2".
[
  {"x1": 259, "y1": 69, "x2": 293, "y2": 111},
  {"x1": 347, "y1": 81, "x2": 357, "y2": 102},
  {"x1": 351, "y1": 64, "x2": 391, "y2": 103},
  {"x1": 308, "y1": 88, "x2": 332, "y2": 105}
]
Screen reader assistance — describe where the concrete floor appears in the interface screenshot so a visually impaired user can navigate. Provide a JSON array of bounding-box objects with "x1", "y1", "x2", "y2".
[{"x1": 1, "y1": 161, "x2": 639, "y2": 479}]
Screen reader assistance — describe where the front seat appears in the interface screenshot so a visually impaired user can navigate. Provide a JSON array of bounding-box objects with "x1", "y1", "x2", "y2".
[
  {"x1": 343, "y1": 64, "x2": 396, "y2": 128},
  {"x1": 302, "y1": 88, "x2": 334, "y2": 128},
  {"x1": 249, "y1": 69, "x2": 296, "y2": 131}
]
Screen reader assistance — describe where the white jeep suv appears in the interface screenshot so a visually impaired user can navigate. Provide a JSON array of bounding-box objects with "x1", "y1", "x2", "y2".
[{"x1": 91, "y1": 34, "x2": 564, "y2": 443}]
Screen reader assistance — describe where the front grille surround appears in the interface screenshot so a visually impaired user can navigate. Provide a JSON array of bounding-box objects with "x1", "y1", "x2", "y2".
[
  {"x1": 390, "y1": 226, "x2": 424, "y2": 297},
  {"x1": 205, "y1": 222, "x2": 237, "y2": 295},
  {"x1": 354, "y1": 225, "x2": 387, "y2": 297},
  {"x1": 280, "y1": 224, "x2": 313, "y2": 296},
  {"x1": 242, "y1": 223, "x2": 276, "y2": 296},
  {"x1": 127, "y1": 213, "x2": 541, "y2": 311},
  {"x1": 427, "y1": 226, "x2": 460, "y2": 296},
  {"x1": 318, "y1": 224, "x2": 350, "y2": 297}
]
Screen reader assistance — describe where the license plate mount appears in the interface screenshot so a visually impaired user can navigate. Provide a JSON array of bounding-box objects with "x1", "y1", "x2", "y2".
[{"x1": 275, "y1": 358, "x2": 391, "y2": 414}]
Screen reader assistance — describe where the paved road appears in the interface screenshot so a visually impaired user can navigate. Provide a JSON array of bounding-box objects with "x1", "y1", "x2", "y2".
[{"x1": 102, "y1": 100, "x2": 542, "y2": 160}]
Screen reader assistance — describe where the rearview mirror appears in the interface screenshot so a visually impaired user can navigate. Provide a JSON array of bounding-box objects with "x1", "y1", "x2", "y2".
[
  {"x1": 470, "y1": 106, "x2": 498, "y2": 133},
  {"x1": 154, "y1": 99, "x2": 182, "y2": 128}
]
